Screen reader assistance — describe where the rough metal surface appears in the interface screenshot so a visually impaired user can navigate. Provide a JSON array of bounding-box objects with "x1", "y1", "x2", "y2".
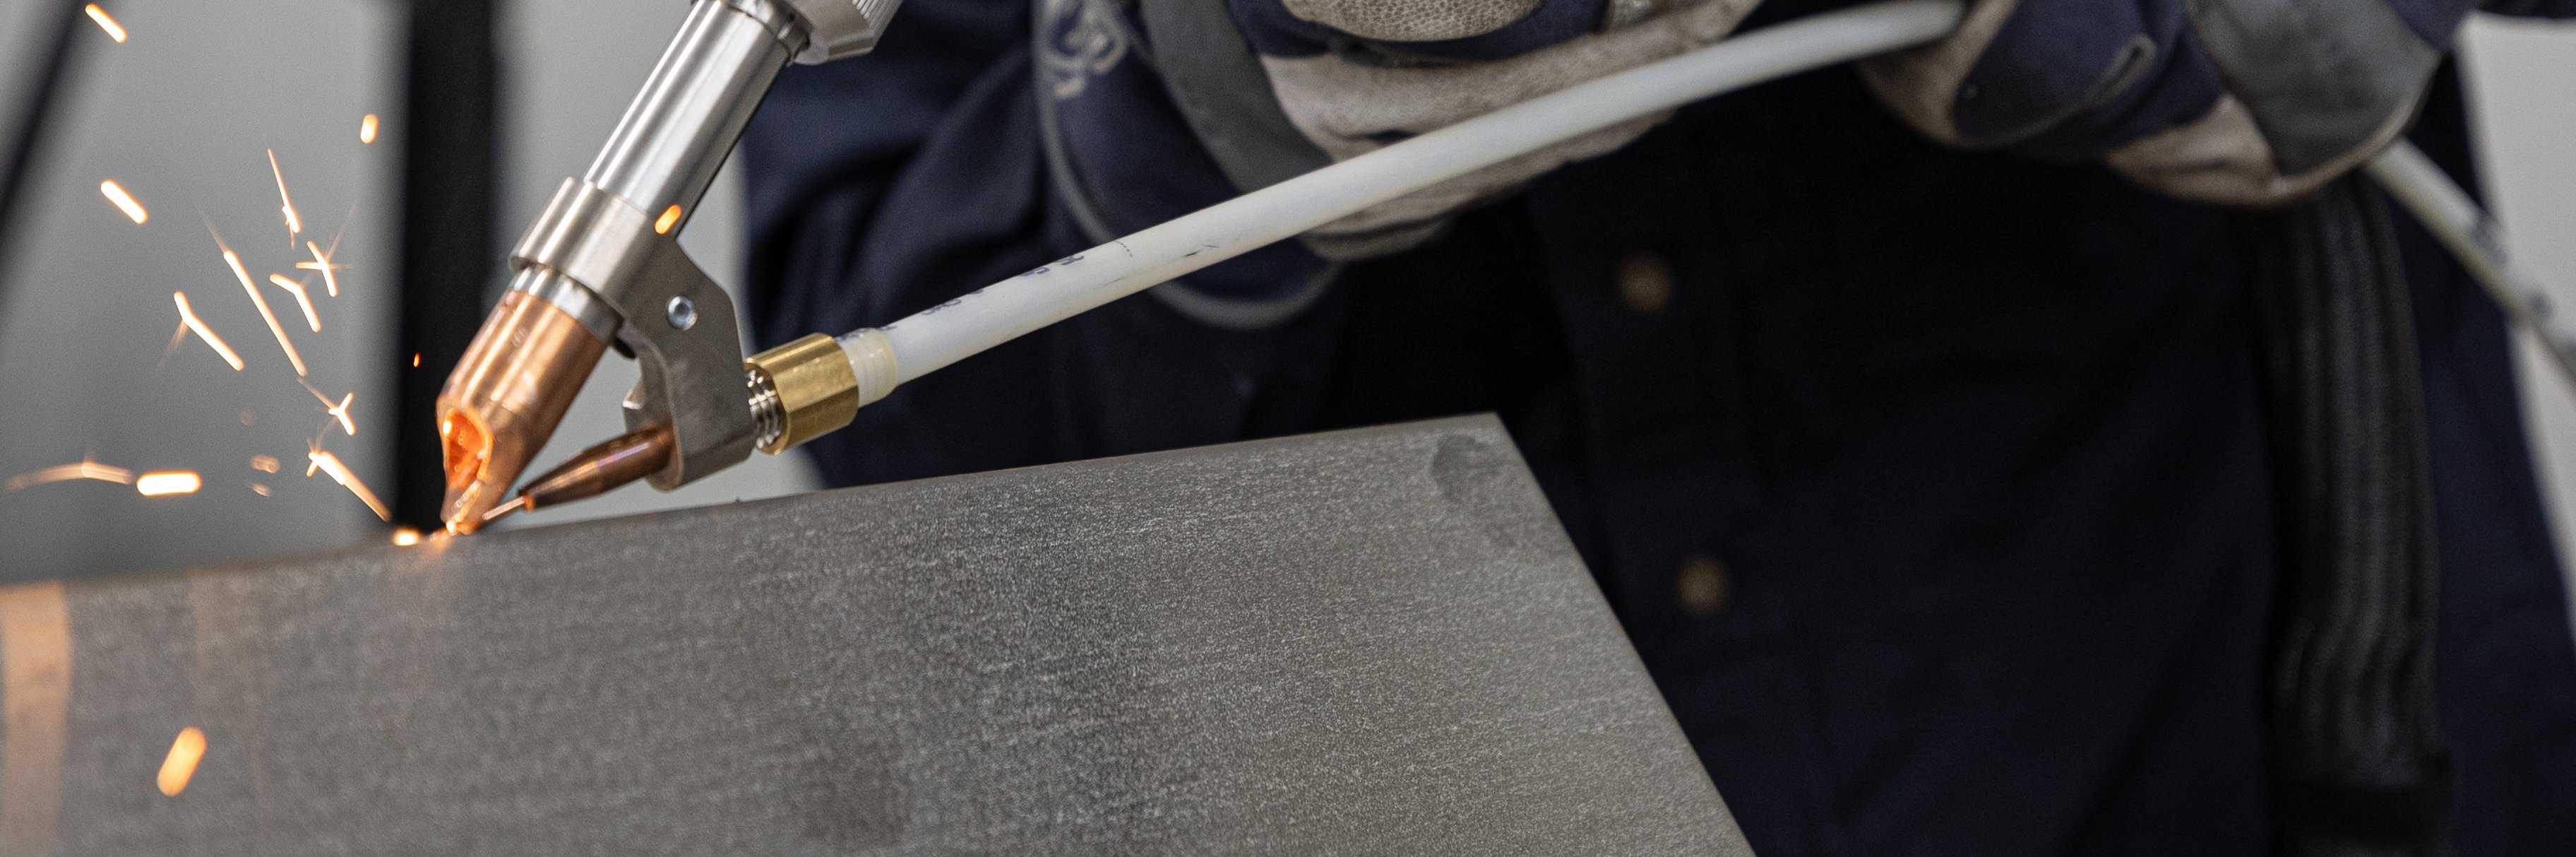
[{"x1": 0, "y1": 415, "x2": 1749, "y2": 855}]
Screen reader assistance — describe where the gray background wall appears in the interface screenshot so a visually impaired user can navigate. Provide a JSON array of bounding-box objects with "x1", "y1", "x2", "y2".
[
  {"x1": 0, "y1": 2, "x2": 2568, "y2": 602},
  {"x1": 0, "y1": 0, "x2": 397, "y2": 577}
]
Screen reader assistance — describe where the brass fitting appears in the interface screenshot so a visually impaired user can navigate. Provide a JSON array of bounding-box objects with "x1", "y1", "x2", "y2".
[
  {"x1": 746, "y1": 333, "x2": 859, "y2": 454},
  {"x1": 437, "y1": 288, "x2": 609, "y2": 533}
]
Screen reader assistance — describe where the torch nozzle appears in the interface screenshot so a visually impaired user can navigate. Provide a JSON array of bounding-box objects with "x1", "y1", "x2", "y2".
[
  {"x1": 507, "y1": 422, "x2": 675, "y2": 519},
  {"x1": 437, "y1": 286, "x2": 608, "y2": 534}
]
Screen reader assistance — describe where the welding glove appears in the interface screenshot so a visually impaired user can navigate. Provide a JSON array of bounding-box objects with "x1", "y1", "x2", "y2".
[
  {"x1": 1210, "y1": 0, "x2": 1764, "y2": 258},
  {"x1": 1856, "y1": 0, "x2": 2565, "y2": 205},
  {"x1": 1043, "y1": 0, "x2": 1762, "y2": 265}
]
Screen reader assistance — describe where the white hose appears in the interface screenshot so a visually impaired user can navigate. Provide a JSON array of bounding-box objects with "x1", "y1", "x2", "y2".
[
  {"x1": 837, "y1": 0, "x2": 2574, "y2": 406},
  {"x1": 842, "y1": 0, "x2": 1968, "y2": 386},
  {"x1": 2364, "y1": 141, "x2": 2576, "y2": 386}
]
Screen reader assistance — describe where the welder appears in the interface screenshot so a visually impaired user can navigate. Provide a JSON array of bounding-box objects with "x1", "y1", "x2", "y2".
[{"x1": 732, "y1": 0, "x2": 2576, "y2": 853}]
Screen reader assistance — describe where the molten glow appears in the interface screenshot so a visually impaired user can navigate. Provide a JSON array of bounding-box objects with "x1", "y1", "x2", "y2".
[
  {"x1": 210, "y1": 223, "x2": 307, "y2": 376},
  {"x1": 268, "y1": 273, "x2": 319, "y2": 332},
  {"x1": 267, "y1": 149, "x2": 301, "y2": 243},
  {"x1": 439, "y1": 411, "x2": 491, "y2": 488},
  {"x1": 99, "y1": 179, "x2": 146, "y2": 223},
  {"x1": 655, "y1": 204, "x2": 683, "y2": 235},
  {"x1": 298, "y1": 240, "x2": 340, "y2": 297},
  {"x1": 4, "y1": 459, "x2": 134, "y2": 492},
  {"x1": 391, "y1": 528, "x2": 422, "y2": 547},
  {"x1": 157, "y1": 727, "x2": 205, "y2": 796},
  {"x1": 172, "y1": 292, "x2": 245, "y2": 371},
  {"x1": 308, "y1": 449, "x2": 390, "y2": 521},
  {"x1": 135, "y1": 471, "x2": 201, "y2": 496},
  {"x1": 249, "y1": 454, "x2": 279, "y2": 473},
  {"x1": 83, "y1": 4, "x2": 125, "y2": 42},
  {"x1": 358, "y1": 113, "x2": 378, "y2": 144},
  {"x1": 438, "y1": 408, "x2": 496, "y2": 533}
]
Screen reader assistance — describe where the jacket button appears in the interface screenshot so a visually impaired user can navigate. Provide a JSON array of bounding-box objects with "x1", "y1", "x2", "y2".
[
  {"x1": 1674, "y1": 554, "x2": 1730, "y2": 617},
  {"x1": 1618, "y1": 252, "x2": 1673, "y2": 314}
]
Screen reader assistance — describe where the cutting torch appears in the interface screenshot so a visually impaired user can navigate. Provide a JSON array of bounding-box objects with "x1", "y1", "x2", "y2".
[{"x1": 438, "y1": 0, "x2": 896, "y2": 531}]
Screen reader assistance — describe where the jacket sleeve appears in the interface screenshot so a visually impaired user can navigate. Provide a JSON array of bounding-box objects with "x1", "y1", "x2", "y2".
[
  {"x1": 737, "y1": 0, "x2": 1030, "y2": 350},
  {"x1": 2481, "y1": 0, "x2": 2576, "y2": 17}
]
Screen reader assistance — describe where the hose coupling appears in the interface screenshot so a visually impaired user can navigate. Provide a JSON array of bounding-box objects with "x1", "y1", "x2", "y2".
[{"x1": 746, "y1": 333, "x2": 861, "y2": 454}]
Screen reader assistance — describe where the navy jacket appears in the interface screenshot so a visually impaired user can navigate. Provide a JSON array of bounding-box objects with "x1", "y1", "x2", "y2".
[{"x1": 737, "y1": 1, "x2": 2576, "y2": 852}]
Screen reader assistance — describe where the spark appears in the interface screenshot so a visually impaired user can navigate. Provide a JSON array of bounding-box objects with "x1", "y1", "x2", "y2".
[
  {"x1": 298, "y1": 240, "x2": 342, "y2": 297},
  {"x1": 299, "y1": 379, "x2": 355, "y2": 436},
  {"x1": 358, "y1": 113, "x2": 378, "y2": 144},
  {"x1": 267, "y1": 149, "x2": 301, "y2": 244},
  {"x1": 654, "y1": 204, "x2": 684, "y2": 235},
  {"x1": 239, "y1": 410, "x2": 256, "y2": 426},
  {"x1": 307, "y1": 449, "x2": 390, "y2": 521},
  {"x1": 268, "y1": 273, "x2": 320, "y2": 332},
  {"x1": 83, "y1": 4, "x2": 125, "y2": 42},
  {"x1": 135, "y1": 471, "x2": 201, "y2": 496},
  {"x1": 4, "y1": 459, "x2": 134, "y2": 492},
  {"x1": 249, "y1": 482, "x2": 270, "y2": 497},
  {"x1": 294, "y1": 215, "x2": 350, "y2": 296},
  {"x1": 155, "y1": 322, "x2": 186, "y2": 372},
  {"x1": 172, "y1": 292, "x2": 244, "y2": 371},
  {"x1": 206, "y1": 220, "x2": 306, "y2": 376},
  {"x1": 390, "y1": 528, "x2": 421, "y2": 547},
  {"x1": 99, "y1": 179, "x2": 146, "y2": 223},
  {"x1": 157, "y1": 727, "x2": 205, "y2": 796},
  {"x1": 249, "y1": 454, "x2": 279, "y2": 473},
  {"x1": 411, "y1": 353, "x2": 420, "y2": 367}
]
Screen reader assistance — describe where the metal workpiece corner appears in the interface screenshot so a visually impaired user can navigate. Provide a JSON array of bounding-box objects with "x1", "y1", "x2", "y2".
[{"x1": 6, "y1": 417, "x2": 1751, "y2": 854}]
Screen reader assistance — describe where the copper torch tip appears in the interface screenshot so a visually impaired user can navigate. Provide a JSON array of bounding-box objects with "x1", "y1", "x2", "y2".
[{"x1": 436, "y1": 285, "x2": 607, "y2": 534}]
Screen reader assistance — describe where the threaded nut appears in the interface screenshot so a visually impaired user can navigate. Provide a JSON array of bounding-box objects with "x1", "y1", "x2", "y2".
[{"x1": 744, "y1": 333, "x2": 859, "y2": 454}]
